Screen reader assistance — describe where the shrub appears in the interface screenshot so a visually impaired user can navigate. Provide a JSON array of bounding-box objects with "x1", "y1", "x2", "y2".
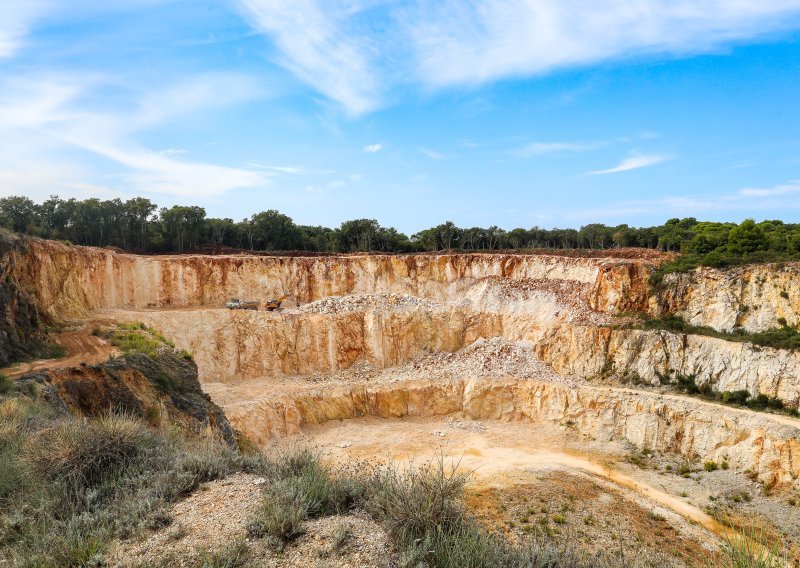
[
  {"x1": 704, "y1": 461, "x2": 719, "y2": 472},
  {"x1": 0, "y1": 373, "x2": 12, "y2": 394},
  {"x1": 365, "y1": 455, "x2": 468, "y2": 546},
  {"x1": 247, "y1": 478, "x2": 306, "y2": 548},
  {"x1": 23, "y1": 414, "x2": 156, "y2": 498}
]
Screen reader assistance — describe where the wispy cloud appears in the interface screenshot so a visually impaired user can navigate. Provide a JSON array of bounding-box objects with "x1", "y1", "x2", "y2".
[
  {"x1": 738, "y1": 180, "x2": 800, "y2": 197},
  {"x1": 235, "y1": 0, "x2": 800, "y2": 115},
  {"x1": 588, "y1": 153, "x2": 671, "y2": 175},
  {"x1": 420, "y1": 148, "x2": 445, "y2": 160},
  {"x1": 513, "y1": 141, "x2": 599, "y2": 158},
  {"x1": 0, "y1": 72, "x2": 269, "y2": 198},
  {"x1": 363, "y1": 143, "x2": 383, "y2": 153},
  {"x1": 564, "y1": 179, "x2": 800, "y2": 221},
  {"x1": 236, "y1": 0, "x2": 383, "y2": 115},
  {"x1": 0, "y1": 1, "x2": 50, "y2": 58}
]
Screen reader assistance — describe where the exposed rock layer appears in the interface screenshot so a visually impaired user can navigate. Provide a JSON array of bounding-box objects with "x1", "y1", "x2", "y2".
[
  {"x1": 656, "y1": 264, "x2": 800, "y2": 332},
  {"x1": 7, "y1": 238, "x2": 652, "y2": 320},
  {"x1": 220, "y1": 377, "x2": 800, "y2": 488},
  {"x1": 19, "y1": 349, "x2": 235, "y2": 445}
]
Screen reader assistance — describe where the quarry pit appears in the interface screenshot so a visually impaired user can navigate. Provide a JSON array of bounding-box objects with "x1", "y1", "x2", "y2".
[{"x1": 6, "y1": 239, "x2": 800, "y2": 563}]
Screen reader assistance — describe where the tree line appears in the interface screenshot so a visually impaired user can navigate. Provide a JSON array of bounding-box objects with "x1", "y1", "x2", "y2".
[{"x1": 2, "y1": 195, "x2": 800, "y2": 264}]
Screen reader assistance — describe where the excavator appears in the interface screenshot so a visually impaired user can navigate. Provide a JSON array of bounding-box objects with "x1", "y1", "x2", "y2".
[{"x1": 264, "y1": 293, "x2": 296, "y2": 312}]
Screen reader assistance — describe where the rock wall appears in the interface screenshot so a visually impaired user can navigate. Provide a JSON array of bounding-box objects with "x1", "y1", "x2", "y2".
[
  {"x1": 19, "y1": 348, "x2": 236, "y2": 445},
  {"x1": 7, "y1": 238, "x2": 651, "y2": 321},
  {"x1": 118, "y1": 308, "x2": 800, "y2": 409},
  {"x1": 654, "y1": 264, "x2": 800, "y2": 332},
  {"x1": 0, "y1": 234, "x2": 47, "y2": 366},
  {"x1": 222, "y1": 377, "x2": 800, "y2": 488},
  {"x1": 535, "y1": 326, "x2": 800, "y2": 407}
]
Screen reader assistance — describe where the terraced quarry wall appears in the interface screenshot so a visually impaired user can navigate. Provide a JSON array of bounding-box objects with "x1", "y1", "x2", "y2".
[
  {"x1": 656, "y1": 264, "x2": 800, "y2": 332},
  {"x1": 6, "y1": 238, "x2": 800, "y2": 492},
  {"x1": 7, "y1": 238, "x2": 651, "y2": 320}
]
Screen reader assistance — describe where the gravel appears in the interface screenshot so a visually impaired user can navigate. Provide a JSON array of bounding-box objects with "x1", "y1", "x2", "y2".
[
  {"x1": 297, "y1": 293, "x2": 441, "y2": 314},
  {"x1": 302, "y1": 336, "x2": 583, "y2": 387}
]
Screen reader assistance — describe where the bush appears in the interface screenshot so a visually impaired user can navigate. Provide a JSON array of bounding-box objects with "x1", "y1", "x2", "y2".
[
  {"x1": 704, "y1": 461, "x2": 719, "y2": 472},
  {"x1": 23, "y1": 414, "x2": 156, "y2": 499},
  {"x1": 0, "y1": 373, "x2": 12, "y2": 394},
  {"x1": 365, "y1": 455, "x2": 468, "y2": 546},
  {"x1": 247, "y1": 478, "x2": 306, "y2": 548}
]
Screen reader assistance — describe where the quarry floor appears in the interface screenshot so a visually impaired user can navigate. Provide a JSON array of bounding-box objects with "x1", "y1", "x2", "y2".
[{"x1": 11, "y1": 301, "x2": 800, "y2": 565}]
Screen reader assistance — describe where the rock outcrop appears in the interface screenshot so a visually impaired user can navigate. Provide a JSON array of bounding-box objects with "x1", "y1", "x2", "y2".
[
  {"x1": 655, "y1": 264, "x2": 800, "y2": 332},
  {"x1": 18, "y1": 349, "x2": 236, "y2": 446},
  {"x1": 0, "y1": 232, "x2": 47, "y2": 366},
  {"x1": 5, "y1": 238, "x2": 653, "y2": 321},
  {"x1": 220, "y1": 377, "x2": 800, "y2": 488}
]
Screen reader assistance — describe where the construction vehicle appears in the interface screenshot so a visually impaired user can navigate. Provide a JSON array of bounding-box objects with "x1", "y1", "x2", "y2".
[
  {"x1": 226, "y1": 298, "x2": 259, "y2": 310},
  {"x1": 264, "y1": 293, "x2": 295, "y2": 312}
]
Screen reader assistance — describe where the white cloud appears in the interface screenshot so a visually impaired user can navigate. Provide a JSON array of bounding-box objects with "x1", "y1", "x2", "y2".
[
  {"x1": 563, "y1": 179, "x2": 800, "y2": 221},
  {"x1": 738, "y1": 180, "x2": 800, "y2": 197},
  {"x1": 363, "y1": 143, "x2": 383, "y2": 153},
  {"x1": 0, "y1": 1, "x2": 50, "y2": 58},
  {"x1": 236, "y1": 0, "x2": 383, "y2": 115},
  {"x1": 588, "y1": 153, "x2": 671, "y2": 175},
  {"x1": 420, "y1": 148, "x2": 445, "y2": 160},
  {"x1": 235, "y1": 0, "x2": 800, "y2": 114},
  {"x1": 513, "y1": 141, "x2": 598, "y2": 158},
  {"x1": 159, "y1": 148, "x2": 189, "y2": 157},
  {"x1": 0, "y1": 72, "x2": 269, "y2": 198}
]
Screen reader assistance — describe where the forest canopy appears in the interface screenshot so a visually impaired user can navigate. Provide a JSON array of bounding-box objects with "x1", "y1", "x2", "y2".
[{"x1": 2, "y1": 195, "x2": 800, "y2": 269}]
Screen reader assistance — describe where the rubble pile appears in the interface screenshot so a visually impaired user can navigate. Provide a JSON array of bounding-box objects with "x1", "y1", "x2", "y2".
[
  {"x1": 470, "y1": 276, "x2": 612, "y2": 326},
  {"x1": 297, "y1": 293, "x2": 441, "y2": 314},
  {"x1": 301, "y1": 337, "x2": 582, "y2": 387}
]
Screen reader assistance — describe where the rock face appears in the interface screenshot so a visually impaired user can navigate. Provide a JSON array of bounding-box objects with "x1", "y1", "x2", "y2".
[
  {"x1": 6, "y1": 238, "x2": 653, "y2": 320},
  {"x1": 655, "y1": 264, "x2": 800, "y2": 332},
  {"x1": 0, "y1": 233, "x2": 47, "y2": 366},
  {"x1": 19, "y1": 349, "x2": 236, "y2": 446},
  {"x1": 221, "y1": 377, "x2": 800, "y2": 488}
]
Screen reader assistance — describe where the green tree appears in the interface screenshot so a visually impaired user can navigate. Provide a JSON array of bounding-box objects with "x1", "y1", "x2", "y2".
[
  {"x1": 0, "y1": 196, "x2": 37, "y2": 233},
  {"x1": 727, "y1": 219, "x2": 767, "y2": 255}
]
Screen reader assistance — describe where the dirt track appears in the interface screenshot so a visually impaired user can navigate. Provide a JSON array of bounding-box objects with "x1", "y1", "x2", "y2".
[{"x1": 5, "y1": 324, "x2": 115, "y2": 378}]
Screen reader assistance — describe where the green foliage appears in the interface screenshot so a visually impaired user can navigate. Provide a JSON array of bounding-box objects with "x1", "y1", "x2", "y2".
[
  {"x1": 642, "y1": 315, "x2": 800, "y2": 352},
  {"x1": 657, "y1": 367, "x2": 797, "y2": 417},
  {"x1": 8, "y1": 194, "x2": 800, "y2": 259},
  {"x1": 99, "y1": 323, "x2": 178, "y2": 360},
  {"x1": 0, "y1": 373, "x2": 11, "y2": 394},
  {"x1": 0, "y1": 395, "x2": 252, "y2": 566},
  {"x1": 706, "y1": 527, "x2": 785, "y2": 568}
]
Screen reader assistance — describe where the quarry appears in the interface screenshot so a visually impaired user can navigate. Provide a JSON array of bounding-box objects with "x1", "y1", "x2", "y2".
[{"x1": 3, "y1": 237, "x2": 800, "y2": 565}]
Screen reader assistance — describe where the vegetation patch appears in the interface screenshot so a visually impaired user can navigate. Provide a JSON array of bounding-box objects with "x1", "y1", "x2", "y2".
[
  {"x1": 94, "y1": 322, "x2": 183, "y2": 359},
  {"x1": 641, "y1": 314, "x2": 800, "y2": 352},
  {"x1": 657, "y1": 369, "x2": 799, "y2": 418}
]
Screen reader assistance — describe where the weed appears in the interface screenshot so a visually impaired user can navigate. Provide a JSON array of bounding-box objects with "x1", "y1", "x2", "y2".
[{"x1": 704, "y1": 461, "x2": 719, "y2": 472}]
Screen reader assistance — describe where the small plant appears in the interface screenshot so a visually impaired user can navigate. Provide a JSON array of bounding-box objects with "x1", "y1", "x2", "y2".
[
  {"x1": 704, "y1": 461, "x2": 719, "y2": 472},
  {"x1": 552, "y1": 514, "x2": 566, "y2": 524},
  {"x1": 332, "y1": 522, "x2": 353, "y2": 554},
  {"x1": 0, "y1": 374, "x2": 11, "y2": 395},
  {"x1": 779, "y1": 290, "x2": 789, "y2": 300}
]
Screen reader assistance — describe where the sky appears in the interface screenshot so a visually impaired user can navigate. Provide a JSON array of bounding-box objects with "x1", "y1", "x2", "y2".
[{"x1": 2, "y1": 1, "x2": 800, "y2": 233}]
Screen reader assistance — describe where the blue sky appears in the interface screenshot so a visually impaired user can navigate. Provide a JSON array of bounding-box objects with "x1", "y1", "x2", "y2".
[{"x1": 2, "y1": 1, "x2": 800, "y2": 233}]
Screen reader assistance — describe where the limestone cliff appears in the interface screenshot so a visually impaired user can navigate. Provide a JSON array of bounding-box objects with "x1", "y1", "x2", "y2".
[
  {"x1": 654, "y1": 264, "x2": 800, "y2": 332},
  {"x1": 18, "y1": 349, "x2": 236, "y2": 445},
  {"x1": 6, "y1": 238, "x2": 652, "y2": 320},
  {"x1": 220, "y1": 377, "x2": 800, "y2": 488},
  {"x1": 0, "y1": 232, "x2": 47, "y2": 366}
]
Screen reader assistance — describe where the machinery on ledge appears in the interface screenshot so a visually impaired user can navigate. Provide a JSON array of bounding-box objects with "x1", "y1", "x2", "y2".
[
  {"x1": 225, "y1": 299, "x2": 259, "y2": 310},
  {"x1": 264, "y1": 293, "x2": 295, "y2": 312},
  {"x1": 225, "y1": 293, "x2": 297, "y2": 312}
]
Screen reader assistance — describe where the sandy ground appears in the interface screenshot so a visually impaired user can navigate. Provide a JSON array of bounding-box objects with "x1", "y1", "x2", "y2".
[
  {"x1": 286, "y1": 416, "x2": 724, "y2": 563},
  {"x1": 4, "y1": 323, "x2": 116, "y2": 378}
]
